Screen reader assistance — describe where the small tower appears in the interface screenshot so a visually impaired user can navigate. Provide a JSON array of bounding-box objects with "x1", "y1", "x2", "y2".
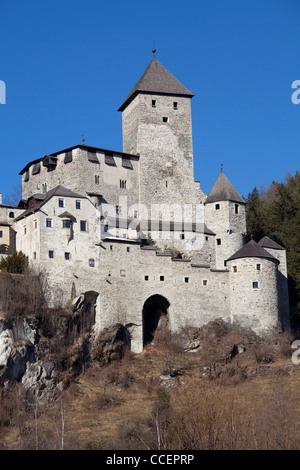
[
  {"x1": 227, "y1": 240, "x2": 280, "y2": 336},
  {"x1": 204, "y1": 171, "x2": 246, "y2": 269},
  {"x1": 118, "y1": 51, "x2": 197, "y2": 209},
  {"x1": 257, "y1": 236, "x2": 290, "y2": 331}
]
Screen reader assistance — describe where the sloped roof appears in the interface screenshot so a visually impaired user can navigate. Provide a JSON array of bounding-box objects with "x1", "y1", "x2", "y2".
[
  {"x1": 118, "y1": 58, "x2": 194, "y2": 112},
  {"x1": 257, "y1": 236, "x2": 285, "y2": 251},
  {"x1": 226, "y1": 239, "x2": 279, "y2": 263},
  {"x1": 15, "y1": 186, "x2": 87, "y2": 221},
  {"x1": 205, "y1": 171, "x2": 246, "y2": 205}
]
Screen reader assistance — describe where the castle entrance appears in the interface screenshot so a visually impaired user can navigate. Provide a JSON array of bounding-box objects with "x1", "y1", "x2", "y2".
[{"x1": 142, "y1": 294, "x2": 170, "y2": 346}]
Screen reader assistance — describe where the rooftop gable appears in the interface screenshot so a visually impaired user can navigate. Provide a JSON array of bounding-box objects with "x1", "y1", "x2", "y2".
[
  {"x1": 257, "y1": 236, "x2": 285, "y2": 251},
  {"x1": 226, "y1": 239, "x2": 279, "y2": 263}
]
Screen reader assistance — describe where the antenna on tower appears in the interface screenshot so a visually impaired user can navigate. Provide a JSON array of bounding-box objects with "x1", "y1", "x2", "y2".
[
  {"x1": 221, "y1": 163, "x2": 223, "y2": 173},
  {"x1": 81, "y1": 134, "x2": 85, "y2": 145},
  {"x1": 152, "y1": 42, "x2": 156, "y2": 58}
]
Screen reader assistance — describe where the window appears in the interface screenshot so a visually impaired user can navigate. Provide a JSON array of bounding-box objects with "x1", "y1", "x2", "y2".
[
  {"x1": 152, "y1": 100, "x2": 156, "y2": 107},
  {"x1": 235, "y1": 204, "x2": 239, "y2": 214},
  {"x1": 126, "y1": 247, "x2": 130, "y2": 253},
  {"x1": 173, "y1": 102, "x2": 178, "y2": 110},
  {"x1": 89, "y1": 258, "x2": 95, "y2": 267},
  {"x1": 256, "y1": 264, "x2": 261, "y2": 271},
  {"x1": 34, "y1": 220, "x2": 37, "y2": 229},
  {"x1": 166, "y1": 181, "x2": 168, "y2": 188},
  {"x1": 162, "y1": 117, "x2": 168, "y2": 123},
  {"x1": 134, "y1": 210, "x2": 139, "y2": 218},
  {"x1": 46, "y1": 218, "x2": 52, "y2": 228},
  {"x1": 145, "y1": 275, "x2": 149, "y2": 281},
  {"x1": 215, "y1": 204, "x2": 220, "y2": 210},
  {"x1": 217, "y1": 238, "x2": 221, "y2": 245},
  {"x1": 80, "y1": 221, "x2": 87, "y2": 232},
  {"x1": 180, "y1": 233, "x2": 185, "y2": 240},
  {"x1": 110, "y1": 245, "x2": 113, "y2": 251},
  {"x1": 24, "y1": 226, "x2": 26, "y2": 235},
  {"x1": 252, "y1": 282, "x2": 259, "y2": 289},
  {"x1": 116, "y1": 205, "x2": 121, "y2": 215},
  {"x1": 233, "y1": 266, "x2": 238, "y2": 273},
  {"x1": 49, "y1": 250, "x2": 54, "y2": 259},
  {"x1": 76, "y1": 201, "x2": 81, "y2": 209},
  {"x1": 185, "y1": 277, "x2": 189, "y2": 283},
  {"x1": 33, "y1": 252, "x2": 36, "y2": 259},
  {"x1": 63, "y1": 220, "x2": 71, "y2": 228},
  {"x1": 205, "y1": 236, "x2": 209, "y2": 241},
  {"x1": 104, "y1": 224, "x2": 108, "y2": 232},
  {"x1": 0, "y1": 231, "x2": 2, "y2": 238},
  {"x1": 120, "y1": 180, "x2": 126, "y2": 189},
  {"x1": 95, "y1": 175, "x2": 100, "y2": 184},
  {"x1": 65, "y1": 252, "x2": 70, "y2": 260},
  {"x1": 58, "y1": 199, "x2": 64, "y2": 208},
  {"x1": 160, "y1": 276, "x2": 165, "y2": 281},
  {"x1": 9, "y1": 212, "x2": 14, "y2": 218},
  {"x1": 203, "y1": 280, "x2": 207, "y2": 286},
  {"x1": 42, "y1": 183, "x2": 48, "y2": 193}
]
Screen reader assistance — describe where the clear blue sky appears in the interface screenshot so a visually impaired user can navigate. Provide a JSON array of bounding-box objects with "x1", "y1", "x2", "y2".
[{"x1": 0, "y1": 0, "x2": 299, "y2": 202}]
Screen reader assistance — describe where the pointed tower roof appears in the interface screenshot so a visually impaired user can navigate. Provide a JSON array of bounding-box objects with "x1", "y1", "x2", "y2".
[
  {"x1": 205, "y1": 171, "x2": 246, "y2": 205},
  {"x1": 257, "y1": 236, "x2": 285, "y2": 251},
  {"x1": 118, "y1": 56, "x2": 194, "y2": 112},
  {"x1": 226, "y1": 239, "x2": 279, "y2": 263}
]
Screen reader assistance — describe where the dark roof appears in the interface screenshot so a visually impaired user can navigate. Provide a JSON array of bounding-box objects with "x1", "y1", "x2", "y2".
[
  {"x1": 102, "y1": 217, "x2": 214, "y2": 235},
  {"x1": 118, "y1": 58, "x2": 194, "y2": 112},
  {"x1": 205, "y1": 172, "x2": 246, "y2": 205},
  {"x1": 15, "y1": 186, "x2": 87, "y2": 221},
  {"x1": 19, "y1": 144, "x2": 139, "y2": 175},
  {"x1": 257, "y1": 236, "x2": 285, "y2": 251},
  {"x1": 226, "y1": 240, "x2": 279, "y2": 263}
]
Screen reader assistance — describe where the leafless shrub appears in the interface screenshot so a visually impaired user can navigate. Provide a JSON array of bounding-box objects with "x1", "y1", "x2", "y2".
[{"x1": 253, "y1": 344, "x2": 274, "y2": 364}]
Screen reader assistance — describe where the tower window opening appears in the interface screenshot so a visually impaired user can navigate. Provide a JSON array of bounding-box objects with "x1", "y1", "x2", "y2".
[
  {"x1": 95, "y1": 175, "x2": 100, "y2": 184},
  {"x1": 145, "y1": 275, "x2": 149, "y2": 281},
  {"x1": 180, "y1": 233, "x2": 185, "y2": 240},
  {"x1": 152, "y1": 100, "x2": 156, "y2": 107},
  {"x1": 173, "y1": 102, "x2": 178, "y2": 110},
  {"x1": 233, "y1": 266, "x2": 238, "y2": 273},
  {"x1": 217, "y1": 238, "x2": 221, "y2": 245},
  {"x1": 215, "y1": 204, "x2": 220, "y2": 210},
  {"x1": 235, "y1": 204, "x2": 239, "y2": 214},
  {"x1": 252, "y1": 281, "x2": 259, "y2": 289},
  {"x1": 203, "y1": 280, "x2": 208, "y2": 286},
  {"x1": 160, "y1": 276, "x2": 165, "y2": 281},
  {"x1": 256, "y1": 264, "x2": 261, "y2": 271},
  {"x1": 185, "y1": 277, "x2": 189, "y2": 283},
  {"x1": 162, "y1": 117, "x2": 168, "y2": 123},
  {"x1": 120, "y1": 180, "x2": 127, "y2": 189},
  {"x1": 65, "y1": 252, "x2": 70, "y2": 260}
]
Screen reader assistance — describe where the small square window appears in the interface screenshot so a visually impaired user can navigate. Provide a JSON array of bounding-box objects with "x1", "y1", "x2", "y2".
[
  {"x1": 233, "y1": 266, "x2": 238, "y2": 273},
  {"x1": 58, "y1": 199, "x2": 64, "y2": 208},
  {"x1": 173, "y1": 102, "x2": 178, "y2": 110},
  {"x1": 252, "y1": 282, "x2": 259, "y2": 289},
  {"x1": 205, "y1": 236, "x2": 209, "y2": 241},
  {"x1": 160, "y1": 276, "x2": 165, "y2": 281},
  {"x1": 162, "y1": 117, "x2": 168, "y2": 123},
  {"x1": 215, "y1": 204, "x2": 220, "y2": 210},
  {"x1": 46, "y1": 218, "x2": 52, "y2": 228},
  {"x1": 180, "y1": 233, "x2": 185, "y2": 240},
  {"x1": 65, "y1": 252, "x2": 70, "y2": 260},
  {"x1": 203, "y1": 280, "x2": 207, "y2": 286},
  {"x1": 152, "y1": 100, "x2": 156, "y2": 107},
  {"x1": 256, "y1": 264, "x2": 261, "y2": 271},
  {"x1": 89, "y1": 258, "x2": 95, "y2": 267},
  {"x1": 145, "y1": 275, "x2": 149, "y2": 281},
  {"x1": 95, "y1": 175, "x2": 100, "y2": 184},
  {"x1": 0, "y1": 231, "x2": 3, "y2": 238},
  {"x1": 80, "y1": 221, "x2": 87, "y2": 232},
  {"x1": 63, "y1": 220, "x2": 71, "y2": 228},
  {"x1": 185, "y1": 277, "x2": 189, "y2": 283},
  {"x1": 126, "y1": 247, "x2": 130, "y2": 253},
  {"x1": 217, "y1": 238, "x2": 221, "y2": 245},
  {"x1": 49, "y1": 250, "x2": 54, "y2": 259},
  {"x1": 76, "y1": 201, "x2": 81, "y2": 209}
]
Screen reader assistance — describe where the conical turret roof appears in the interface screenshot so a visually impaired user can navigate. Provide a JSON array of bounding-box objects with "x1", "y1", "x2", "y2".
[
  {"x1": 205, "y1": 171, "x2": 246, "y2": 205},
  {"x1": 226, "y1": 239, "x2": 279, "y2": 262},
  {"x1": 118, "y1": 57, "x2": 194, "y2": 112}
]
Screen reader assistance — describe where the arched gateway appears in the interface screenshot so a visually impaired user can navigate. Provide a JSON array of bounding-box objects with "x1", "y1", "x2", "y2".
[{"x1": 142, "y1": 294, "x2": 170, "y2": 346}]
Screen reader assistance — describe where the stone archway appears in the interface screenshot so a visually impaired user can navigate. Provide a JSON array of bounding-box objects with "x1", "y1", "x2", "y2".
[{"x1": 142, "y1": 294, "x2": 170, "y2": 346}]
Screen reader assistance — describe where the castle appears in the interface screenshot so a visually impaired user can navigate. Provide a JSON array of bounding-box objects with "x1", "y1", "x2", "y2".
[{"x1": 0, "y1": 52, "x2": 290, "y2": 353}]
